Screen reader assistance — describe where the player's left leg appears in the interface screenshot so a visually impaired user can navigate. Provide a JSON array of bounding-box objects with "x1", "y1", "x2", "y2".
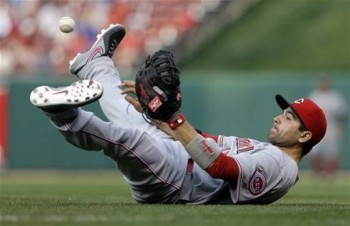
[
  {"x1": 309, "y1": 152, "x2": 323, "y2": 176},
  {"x1": 323, "y1": 131, "x2": 340, "y2": 178},
  {"x1": 30, "y1": 80, "x2": 189, "y2": 204},
  {"x1": 69, "y1": 24, "x2": 169, "y2": 138}
]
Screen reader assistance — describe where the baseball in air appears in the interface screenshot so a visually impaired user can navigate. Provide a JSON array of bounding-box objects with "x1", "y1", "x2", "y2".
[{"x1": 59, "y1": 16, "x2": 75, "y2": 33}]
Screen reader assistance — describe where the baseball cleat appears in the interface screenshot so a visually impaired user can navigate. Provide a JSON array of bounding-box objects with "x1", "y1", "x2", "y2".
[
  {"x1": 69, "y1": 24, "x2": 126, "y2": 75},
  {"x1": 30, "y1": 80, "x2": 103, "y2": 112}
]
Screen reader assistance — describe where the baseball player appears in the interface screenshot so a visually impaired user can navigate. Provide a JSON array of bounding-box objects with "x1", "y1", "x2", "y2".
[
  {"x1": 30, "y1": 24, "x2": 327, "y2": 204},
  {"x1": 308, "y1": 76, "x2": 348, "y2": 177}
]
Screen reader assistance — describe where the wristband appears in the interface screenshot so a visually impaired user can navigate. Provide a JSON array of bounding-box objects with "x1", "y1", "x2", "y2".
[
  {"x1": 185, "y1": 134, "x2": 221, "y2": 169},
  {"x1": 167, "y1": 114, "x2": 186, "y2": 130}
]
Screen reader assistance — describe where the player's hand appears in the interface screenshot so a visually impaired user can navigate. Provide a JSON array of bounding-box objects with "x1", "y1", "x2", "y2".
[
  {"x1": 122, "y1": 80, "x2": 180, "y2": 139},
  {"x1": 121, "y1": 80, "x2": 142, "y2": 113},
  {"x1": 135, "y1": 50, "x2": 182, "y2": 122}
]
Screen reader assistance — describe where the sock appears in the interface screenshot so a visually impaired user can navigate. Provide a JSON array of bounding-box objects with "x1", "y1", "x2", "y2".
[{"x1": 43, "y1": 108, "x2": 79, "y2": 124}]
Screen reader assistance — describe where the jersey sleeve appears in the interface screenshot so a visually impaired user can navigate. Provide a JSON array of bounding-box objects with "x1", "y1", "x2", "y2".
[{"x1": 229, "y1": 149, "x2": 298, "y2": 204}]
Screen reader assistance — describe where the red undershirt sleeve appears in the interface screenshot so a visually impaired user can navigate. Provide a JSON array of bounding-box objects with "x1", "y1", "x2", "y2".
[{"x1": 206, "y1": 152, "x2": 240, "y2": 181}]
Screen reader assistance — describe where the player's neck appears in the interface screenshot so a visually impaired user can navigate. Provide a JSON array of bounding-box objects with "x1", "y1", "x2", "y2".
[{"x1": 279, "y1": 147, "x2": 302, "y2": 164}]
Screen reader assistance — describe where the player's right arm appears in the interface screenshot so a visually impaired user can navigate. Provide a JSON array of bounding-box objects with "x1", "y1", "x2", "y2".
[
  {"x1": 123, "y1": 84, "x2": 238, "y2": 180},
  {"x1": 172, "y1": 120, "x2": 240, "y2": 181},
  {"x1": 128, "y1": 50, "x2": 239, "y2": 181}
]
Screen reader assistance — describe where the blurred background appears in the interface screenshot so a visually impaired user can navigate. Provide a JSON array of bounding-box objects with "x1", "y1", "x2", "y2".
[{"x1": 0, "y1": 0, "x2": 349, "y2": 175}]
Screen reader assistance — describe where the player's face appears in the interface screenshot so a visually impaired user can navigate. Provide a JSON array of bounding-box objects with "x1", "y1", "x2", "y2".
[{"x1": 268, "y1": 108, "x2": 304, "y2": 147}]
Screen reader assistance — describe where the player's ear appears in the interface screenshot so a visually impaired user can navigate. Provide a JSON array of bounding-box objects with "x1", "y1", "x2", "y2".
[{"x1": 298, "y1": 131, "x2": 312, "y2": 144}]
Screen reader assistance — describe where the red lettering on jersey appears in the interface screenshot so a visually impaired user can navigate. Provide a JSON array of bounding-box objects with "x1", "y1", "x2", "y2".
[
  {"x1": 237, "y1": 138, "x2": 254, "y2": 153},
  {"x1": 200, "y1": 140, "x2": 214, "y2": 154}
]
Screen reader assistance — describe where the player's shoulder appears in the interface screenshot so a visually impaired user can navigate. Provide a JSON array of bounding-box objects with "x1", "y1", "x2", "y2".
[
  {"x1": 251, "y1": 144, "x2": 296, "y2": 168},
  {"x1": 268, "y1": 146, "x2": 298, "y2": 170}
]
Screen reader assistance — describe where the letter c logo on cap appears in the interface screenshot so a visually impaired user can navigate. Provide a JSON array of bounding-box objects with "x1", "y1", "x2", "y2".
[{"x1": 294, "y1": 98, "x2": 304, "y2": 104}]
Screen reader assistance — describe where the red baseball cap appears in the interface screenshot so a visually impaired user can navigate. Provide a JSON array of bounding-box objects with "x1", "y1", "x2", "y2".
[{"x1": 275, "y1": 94, "x2": 327, "y2": 146}]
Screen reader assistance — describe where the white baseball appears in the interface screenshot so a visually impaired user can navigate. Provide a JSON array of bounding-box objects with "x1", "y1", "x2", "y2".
[{"x1": 59, "y1": 16, "x2": 75, "y2": 33}]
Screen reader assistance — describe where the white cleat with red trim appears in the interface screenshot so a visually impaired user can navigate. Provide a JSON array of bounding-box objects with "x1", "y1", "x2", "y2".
[
  {"x1": 69, "y1": 24, "x2": 126, "y2": 75},
  {"x1": 30, "y1": 80, "x2": 103, "y2": 112}
]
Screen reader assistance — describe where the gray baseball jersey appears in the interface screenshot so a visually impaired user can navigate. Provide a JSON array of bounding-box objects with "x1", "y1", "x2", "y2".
[{"x1": 49, "y1": 56, "x2": 299, "y2": 204}]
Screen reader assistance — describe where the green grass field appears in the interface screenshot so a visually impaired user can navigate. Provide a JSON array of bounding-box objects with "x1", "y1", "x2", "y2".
[
  {"x1": 0, "y1": 170, "x2": 349, "y2": 226},
  {"x1": 181, "y1": 0, "x2": 349, "y2": 71}
]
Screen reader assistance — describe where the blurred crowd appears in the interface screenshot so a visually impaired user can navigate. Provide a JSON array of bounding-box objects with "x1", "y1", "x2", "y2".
[{"x1": 0, "y1": 0, "x2": 223, "y2": 79}]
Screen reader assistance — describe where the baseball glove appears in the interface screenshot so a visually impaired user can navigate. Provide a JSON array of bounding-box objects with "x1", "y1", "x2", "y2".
[{"x1": 135, "y1": 50, "x2": 182, "y2": 122}]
